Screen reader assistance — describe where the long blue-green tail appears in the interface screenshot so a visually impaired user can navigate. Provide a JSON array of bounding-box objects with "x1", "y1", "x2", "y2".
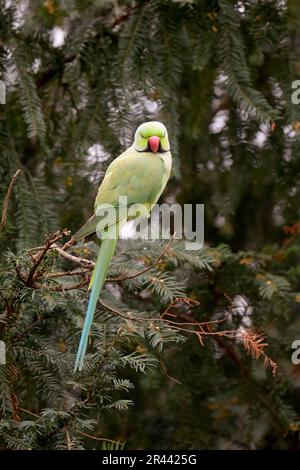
[{"x1": 74, "y1": 237, "x2": 117, "y2": 372}]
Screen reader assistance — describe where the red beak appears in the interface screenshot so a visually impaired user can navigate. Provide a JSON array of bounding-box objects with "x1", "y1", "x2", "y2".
[{"x1": 148, "y1": 136, "x2": 160, "y2": 153}]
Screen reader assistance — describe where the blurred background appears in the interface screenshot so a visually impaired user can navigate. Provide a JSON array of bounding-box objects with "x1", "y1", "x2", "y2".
[{"x1": 1, "y1": 0, "x2": 300, "y2": 450}]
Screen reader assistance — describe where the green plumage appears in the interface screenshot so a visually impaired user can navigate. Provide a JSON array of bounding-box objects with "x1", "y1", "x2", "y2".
[
  {"x1": 74, "y1": 121, "x2": 172, "y2": 372},
  {"x1": 74, "y1": 147, "x2": 171, "y2": 241}
]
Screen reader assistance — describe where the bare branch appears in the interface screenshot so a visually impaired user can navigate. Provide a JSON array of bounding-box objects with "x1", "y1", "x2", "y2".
[
  {"x1": 26, "y1": 231, "x2": 66, "y2": 286},
  {"x1": 0, "y1": 169, "x2": 21, "y2": 232},
  {"x1": 50, "y1": 244, "x2": 95, "y2": 268},
  {"x1": 44, "y1": 268, "x2": 91, "y2": 279},
  {"x1": 76, "y1": 430, "x2": 123, "y2": 445},
  {"x1": 65, "y1": 427, "x2": 72, "y2": 450}
]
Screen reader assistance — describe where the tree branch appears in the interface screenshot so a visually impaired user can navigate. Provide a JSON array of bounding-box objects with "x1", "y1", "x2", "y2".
[
  {"x1": 0, "y1": 169, "x2": 21, "y2": 232},
  {"x1": 26, "y1": 230, "x2": 67, "y2": 286}
]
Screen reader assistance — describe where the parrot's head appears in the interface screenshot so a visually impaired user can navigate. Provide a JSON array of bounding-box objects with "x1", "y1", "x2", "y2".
[{"x1": 134, "y1": 121, "x2": 170, "y2": 154}]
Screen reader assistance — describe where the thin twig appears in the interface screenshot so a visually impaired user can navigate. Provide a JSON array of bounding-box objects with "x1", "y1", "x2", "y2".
[
  {"x1": 26, "y1": 231, "x2": 65, "y2": 286},
  {"x1": 44, "y1": 268, "x2": 91, "y2": 279},
  {"x1": 161, "y1": 297, "x2": 200, "y2": 317},
  {"x1": 51, "y1": 244, "x2": 94, "y2": 268},
  {"x1": 30, "y1": 243, "x2": 94, "y2": 267},
  {"x1": 0, "y1": 169, "x2": 21, "y2": 232},
  {"x1": 100, "y1": 298, "x2": 277, "y2": 375},
  {"x1": 65, "y1": 427, "x2": 72, "y2": 450},
  {"x1": 158, "y1": 353, "x2": 182, "y2": 385},
  {"x1": 61, "y1": 237, "x2": 76, "y2": 251},
  {"x1": 76, "y1": 430, "x2": 123, "y2": 444},
  {"x1": 19, "y1": 407, "x2": 40, "y2": 418},
  {"x1": 99, "y1": 299, "x2": 235, "y2": 344},
  {"x1": 99, "y1": 300, "x2": 146, "y2": 322}
]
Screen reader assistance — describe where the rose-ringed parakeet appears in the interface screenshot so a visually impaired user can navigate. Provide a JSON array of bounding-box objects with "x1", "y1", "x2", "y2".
[{"x1": 73, "y1": 121, "x2": 172, "y2": 372}]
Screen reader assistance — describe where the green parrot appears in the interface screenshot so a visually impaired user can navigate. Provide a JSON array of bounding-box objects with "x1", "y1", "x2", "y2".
[{"x1": 73, "y1": 121, "x2": 172, "y2": 372}]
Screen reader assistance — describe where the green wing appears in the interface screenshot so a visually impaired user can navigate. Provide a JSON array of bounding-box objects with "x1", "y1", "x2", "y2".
[
  {"x1": 95, "y1": 147, "x2": 168, "y2": 207},
  {"x1": 73, "y1": 214, "x2": 98, "y2": 240},
  {"x1": 74, "y1": 147, "x2": 170, "y2": 241}
]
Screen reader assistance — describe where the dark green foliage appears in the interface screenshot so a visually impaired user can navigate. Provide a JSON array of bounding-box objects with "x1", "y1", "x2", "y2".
[{"x1": 0, "y1": 0, "x2": 300, "y2": 450}]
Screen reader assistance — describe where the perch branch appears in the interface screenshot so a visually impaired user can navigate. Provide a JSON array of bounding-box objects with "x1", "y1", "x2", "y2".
[
  {"x1": 26, "y1": 231, "x2": 67, "y2": 286},
  {"x1": 52, "y1": 244, "x2": 94, "y2": 267}
]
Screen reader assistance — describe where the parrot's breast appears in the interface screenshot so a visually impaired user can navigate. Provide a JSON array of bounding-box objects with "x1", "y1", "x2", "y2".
[{"x1": 159, "y1": 152, "x2": 172, "y2": 177}]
